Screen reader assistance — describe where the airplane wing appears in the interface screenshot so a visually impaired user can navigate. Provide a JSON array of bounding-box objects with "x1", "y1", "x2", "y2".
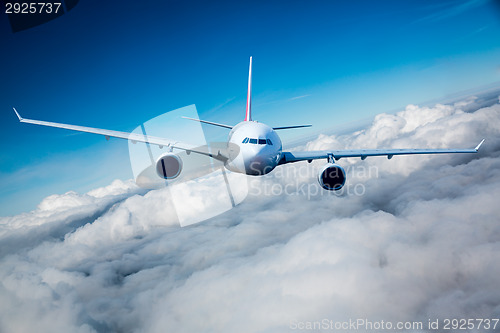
[
  {"x1": 13, "y1": 108, "x2": 229, "y2": 162},
  {"x1": 279, "y1": 140, "x2": 485, "y2": 164}
]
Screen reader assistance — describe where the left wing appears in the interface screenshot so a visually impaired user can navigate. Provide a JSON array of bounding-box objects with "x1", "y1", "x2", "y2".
[
  {"x1": 13, "y1": 108, "x2": 229, "y2": 162},
  {"x1": 279, "y1": 140, "x2": 485, "y2": 164}
]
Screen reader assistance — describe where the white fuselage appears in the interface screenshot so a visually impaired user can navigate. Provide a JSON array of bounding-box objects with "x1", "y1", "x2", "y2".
[{"x1": 225, "y1": 121, "x2": 282, "y2": 175}]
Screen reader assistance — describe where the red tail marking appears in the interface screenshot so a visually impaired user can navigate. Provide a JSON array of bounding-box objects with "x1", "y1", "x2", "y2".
[{"x1": 245, "y1": 56, "x2": 252, "y2": 121}]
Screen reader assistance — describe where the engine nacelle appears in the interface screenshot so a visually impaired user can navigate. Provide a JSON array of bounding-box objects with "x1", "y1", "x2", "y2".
[
  {"x1": 318, "y1": 163, "x2": 346, "y2": 191},
  {"x1": 155, "y1": 153, "x2": 183, "y2": 179}
]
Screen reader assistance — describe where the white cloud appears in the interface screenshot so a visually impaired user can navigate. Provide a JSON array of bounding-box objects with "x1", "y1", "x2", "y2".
[{"x1": 1, "y1": 96, "x2": 500, "y2": 332}]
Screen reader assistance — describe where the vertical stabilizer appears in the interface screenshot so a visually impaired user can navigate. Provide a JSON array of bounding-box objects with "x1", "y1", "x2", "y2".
[{"x1": 244, "y1": 56, "x2": 252, "y2": 121}]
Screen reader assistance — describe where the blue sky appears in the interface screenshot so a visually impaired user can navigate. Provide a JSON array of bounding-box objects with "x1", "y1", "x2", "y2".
[{"x1": 1, "y1": 0, "x2": 500, "y2": 215}]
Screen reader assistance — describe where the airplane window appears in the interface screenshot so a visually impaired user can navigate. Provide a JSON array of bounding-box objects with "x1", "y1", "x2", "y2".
[
  {"x1": 249, "y1": 138, "x2": 257, "y2": 144},
  {"x1": 267, "y1": 139, "x2": 273, "y2": 145},
  {"x1": 258, "y1": 139, "x2": 266, "y2": 144},
  {"x1": 242, "y1": 137, "x2": 249, "y2": 143}
]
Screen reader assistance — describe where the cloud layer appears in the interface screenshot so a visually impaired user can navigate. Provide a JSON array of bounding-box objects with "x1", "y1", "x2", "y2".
[{"x1": 1, "y1": 95, "x2": 500, "y2": 332}]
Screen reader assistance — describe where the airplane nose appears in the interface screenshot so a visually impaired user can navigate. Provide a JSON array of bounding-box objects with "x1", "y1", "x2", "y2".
[{"x1": 246, "y1": 153, "x2": 277, "y2": 175}]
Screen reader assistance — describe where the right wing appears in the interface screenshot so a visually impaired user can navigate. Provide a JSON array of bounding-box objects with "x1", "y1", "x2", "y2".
[
  {"x1": 279, "y1": 140, "x2": 485, "y2": 164},
  {"x1": 13, "y1": 108, "x2": 228, "y2": 162}
]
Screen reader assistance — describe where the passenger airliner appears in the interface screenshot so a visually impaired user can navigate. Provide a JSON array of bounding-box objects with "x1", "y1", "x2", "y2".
[{"x1": 14, "y1": 57, "x2": 484, "y2": 190}]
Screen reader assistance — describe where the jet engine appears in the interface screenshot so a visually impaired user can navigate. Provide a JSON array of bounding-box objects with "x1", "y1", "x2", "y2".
[
  {"x1": 155, "y1": 153, "x2": 183, "y2": 179},
  {"x1": 318, "y1": 163, "x2": 346, "y2": 191}
]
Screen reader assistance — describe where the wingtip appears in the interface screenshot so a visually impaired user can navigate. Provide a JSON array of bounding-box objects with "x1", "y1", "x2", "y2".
[
  {"x1": 13, "y1": 107, "x2": 23, "y2": 121},
  {"x1": 475, "y1": 139, "x2": 485, "y2": 151}
]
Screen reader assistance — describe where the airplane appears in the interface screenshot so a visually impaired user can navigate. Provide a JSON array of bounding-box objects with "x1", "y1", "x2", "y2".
[{"x1": 13, "y1": 57, "x2": 484, "y2": 191}]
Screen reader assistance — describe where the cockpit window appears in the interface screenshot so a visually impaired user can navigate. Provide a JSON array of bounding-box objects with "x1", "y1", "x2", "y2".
[{"x1": 243, "y1": 138, "x2": 272, "y2": 145}]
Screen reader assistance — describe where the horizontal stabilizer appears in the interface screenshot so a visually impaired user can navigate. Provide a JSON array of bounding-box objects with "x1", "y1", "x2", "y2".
[
  {"x1": 273, "y1": 124, "x2": 312, "y2": 130},
  {"x1": 182, "y1": 116, "x2": 233, "y2": 129}
]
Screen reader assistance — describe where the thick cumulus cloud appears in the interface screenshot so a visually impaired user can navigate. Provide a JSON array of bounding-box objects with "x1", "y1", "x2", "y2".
[{"x1": 1, "y1": 95, "x2": 500, "y2": 333}]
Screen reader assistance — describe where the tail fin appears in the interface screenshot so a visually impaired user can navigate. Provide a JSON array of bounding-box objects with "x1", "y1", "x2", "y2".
[{"x1": 244, "y1": 56, "x2": 252, "y2": 121}]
